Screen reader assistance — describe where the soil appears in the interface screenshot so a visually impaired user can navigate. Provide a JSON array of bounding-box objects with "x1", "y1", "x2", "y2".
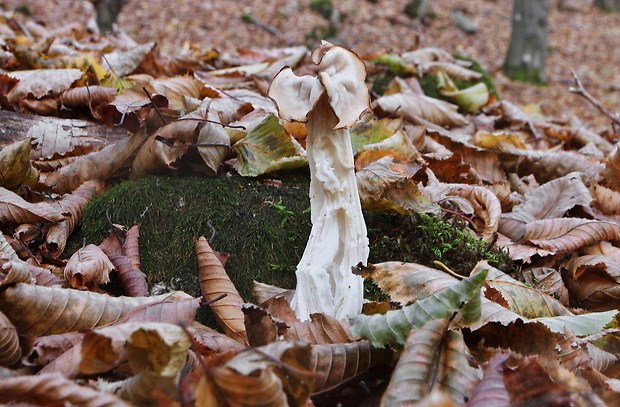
[{"x1": 4, "y1": 0, "x2": 619, "y2": 131}]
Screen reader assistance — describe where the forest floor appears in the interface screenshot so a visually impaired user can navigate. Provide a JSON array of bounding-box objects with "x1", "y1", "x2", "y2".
[{"x1": 3, "y1": 0, "x2": 619, "y2": 132}]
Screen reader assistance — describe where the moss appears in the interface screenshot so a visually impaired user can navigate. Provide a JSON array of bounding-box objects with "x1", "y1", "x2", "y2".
[
  {"x1": 69, "y1": 172, "x2": 314, "y2": 304},
  {"x1": 501, "y1": 64, "x2": 547, "y2": 86},
  {"x1": 70, "y1": 174, "x2": 513, "y2": 326},
  {"x1": 367, "y1": 212, "x2": 513, "y2": 275}
]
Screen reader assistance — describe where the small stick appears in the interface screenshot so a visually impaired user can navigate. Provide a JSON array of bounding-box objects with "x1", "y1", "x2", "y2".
[
  {"x1": 241, "y1": 14, "x2": 296, "y2": 46},
  {"x1": 143, "y1": 87, "x2": 168, "y2": 125},
  {"x1": 434, "y1": 260, "x2": 465, "y2": 279},
  {"x1": 569, "y1": 70, "x2": 620, "y2": 133}
]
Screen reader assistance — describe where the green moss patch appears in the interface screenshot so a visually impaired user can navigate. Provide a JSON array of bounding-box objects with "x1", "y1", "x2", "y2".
[{"x1": 70, "y1": 174, "x2": 512, "y2": 325}]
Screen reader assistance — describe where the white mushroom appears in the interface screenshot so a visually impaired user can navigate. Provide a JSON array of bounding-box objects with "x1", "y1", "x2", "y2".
[{"x1": 268, "y1": 41, "x2": 371, "y2": 321}]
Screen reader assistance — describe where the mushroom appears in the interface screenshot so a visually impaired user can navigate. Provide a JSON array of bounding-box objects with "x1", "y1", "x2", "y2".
[{"x1": 268, "y1": 41, "x2": 371, "y2": 321}]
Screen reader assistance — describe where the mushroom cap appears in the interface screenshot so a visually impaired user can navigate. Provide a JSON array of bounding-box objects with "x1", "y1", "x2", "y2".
[{"x1": 268, "y1": 41, "x2": 371, "y2": 130}]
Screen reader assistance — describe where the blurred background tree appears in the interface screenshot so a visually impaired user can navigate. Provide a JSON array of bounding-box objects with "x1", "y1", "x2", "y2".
[{"x1": 502, "y1": 0, "x2": 549, "y2": 84}]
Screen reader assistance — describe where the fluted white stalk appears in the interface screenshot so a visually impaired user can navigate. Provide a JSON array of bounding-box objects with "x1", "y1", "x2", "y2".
[{"x1": 268, "y1": 41, "x2": 370, "y2": 321}]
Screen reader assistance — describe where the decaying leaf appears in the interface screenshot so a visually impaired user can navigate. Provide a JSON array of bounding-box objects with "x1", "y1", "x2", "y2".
[
  {"x1": 0, "y1": 309, "x2": 21, "y2": 367},
  {"x1": 351, "y1": 269, "x2": 487, "y2": 347},
  {"x1": 233, "y1": 113, "x2": 307, "y2": 177},
  {"x1": 0, "y1": 283, "x2": 192, "y2": 336},
  {"x1": 64, "y1": 244, "x2": 114, "y2": 290},
  {"x1": 380, "y1": 318, "x2": 480, "y2": 406},
  {"x1": 195, "y1": 236, "x2": 249, "y2": 346},
  {"x1": 0, "y1": 139, "x2": 39, "y2": 191},
  {"x1": 46, "y1": 180, "x2": 104, "y2": 256},
  {"x1": 0, "y1": 373, "x2": 132, "y2": 406},
  {"x1": 310, "y1": 340, "x2": 391, "y2": 394},
  {"x1": 373, "y1": 78, "x2": 468, "y2": 127},
  {"x1": 196, "y1": 340, "x2": 313, "y2": 407},
  {"x1": 0, "y1": 187, "x2": 66, "y2": 225}
]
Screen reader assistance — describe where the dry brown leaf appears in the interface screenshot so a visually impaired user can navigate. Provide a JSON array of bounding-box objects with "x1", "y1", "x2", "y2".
[
  {"x1": 100, "y1": 225, "x2": 149, "y2": 297},
  {"x1": 190, "y1": 321, "x2": 247, "y2": 355},
  {"x1": 60, "y1": 85, "x2": 117, "y2": 109},
  {"x1": 484, "y1": 280, "x2": 573, "y2": 319},
  {"x1": 0, "y1": 252, "x2": 34, "y2": 287},
  {"x1": 28, "y1": 331, "x2": 84, "y2": 366},
  {"x1": 524, "y1": 218, "x2": 620, "y2": 253},
  {"x1": 131, "y1": 119, "x2": 197, "y2": 178},
  {"x1": 503, "y1": 357, "x2": 571, "y2": 406},
  {"x1": 285, "y1": 313, "x2": 353, "y2": 345},
  {"x1": 80, "y1": 322, "x2": 191, "y2": 376},
  {"x1": 0, "y1": 282, "x2": 192, "y2": 336},
  {"x1": 373, "y1": 88, "x2": 468, "y2": 128},
  {"x1": 197, "y1": 340, "x2": 313, "y2": 407},
  {"x1": 6, "y1": 68, "x2": 83, "y2": 104},
  {"x1": 311, "y1": 340, "x2": 391, "y2": 394},
  {"x1": 64, "y1": 244, "x2": 114, "y2": 290},
  {"x1": 27, "y1": 116, "x2": 122, "y2": 162},
  {"x1": 0, "y1": 138, "x2": 39, "y2": 191},
  {"x1": 243, "y1": 304, "x2": 288, "y2": 347},
  {"x1": 0, "y1": 187, "x2": 66, "y2": 225},
  {"x1": 0, "y1": 372, "x2": 132, "y2": 406},
  {"x1": 443, "y1": 183, "x2": 502, "y2": 241},
  {"x1": 0, "y1": 309, "x2": 21, "y2": 367},
  {"x1": 123, "y1": 224, "x2": 142, "y2": 275},
  {"x1": 562, "y1": 254, "x2": 620, "y2": 311},
  {"x1": 465, "y1": 353, "x2": 512, "y2": 407},
  {"x1": 195, "y1": 236, "x2": 249, "y2": 346},
  {"x1": 380, "y1": 318, "x2": 480, "y2": 406},
  {"x1": 603, "y1": 145, "x2": 620, "y2": 192},
  {"x1": 40, "y1": 129, "x2": 149, "y2": 194},
  {"x1": 356, "y1": 155, "x2": 440, "y2": 215},
  {"x1": 46, "y1": 180, "x2": 104, "y2": 257}
]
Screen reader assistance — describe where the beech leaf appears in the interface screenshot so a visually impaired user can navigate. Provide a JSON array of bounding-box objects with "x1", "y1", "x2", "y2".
[
  {"x1": 195, "y1": 236, "x2": 249, "y2": 346},
  {"x1": 380, "y1": 318, "x2": 480, "y2": 406},
  {"x1": 0, "y1": 282, "x2": 192, "y2": 336},
  {"x1": 233, "y1": 113, "x2": 307, "y2": 176},
  {"x1": 64, "y1": 244, "x2": 114, "y2": 290},
  {"x1": 0, "y1": 139, "x2": 39, "y2": 191},
  {"x1": 350, "y1": 269, "x2": 487, "y2": 347},
  {"x1": 0, "y1": 373, "x2": 131, "y2": 406}
]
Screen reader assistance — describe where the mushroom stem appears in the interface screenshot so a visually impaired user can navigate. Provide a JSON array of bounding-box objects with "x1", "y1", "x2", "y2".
[{"x1": 291, "y1": 92, "x2": 369, "y2": 321}]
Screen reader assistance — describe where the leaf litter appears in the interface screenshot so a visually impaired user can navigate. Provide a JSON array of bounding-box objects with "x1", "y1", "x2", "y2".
[{"x1": 0, "y1": 1, "x2": 619, "y2": 406}]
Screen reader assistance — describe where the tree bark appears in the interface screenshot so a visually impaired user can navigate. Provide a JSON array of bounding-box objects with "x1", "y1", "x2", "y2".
[
  {"x1": 502, "y1": 0, "x2": 549, "y2": 84},
  {"x1": 595, "y1": 0, "x2": 620, "y2": 12}
]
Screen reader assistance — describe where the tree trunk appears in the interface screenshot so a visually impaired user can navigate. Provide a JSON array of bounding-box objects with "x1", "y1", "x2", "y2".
[
  {"x1": 595, "y1": 0, "x2": 620, "y2": 12},
  {"x1": 502, "y1": 0, "x2": 549, "y2": 84}
]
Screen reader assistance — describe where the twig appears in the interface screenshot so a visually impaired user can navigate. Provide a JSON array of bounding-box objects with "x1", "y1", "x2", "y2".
[
  {"x1": 143, "y1": 87, "x2": 168, "y2": 125},
  {"x1": 433, "y1": 260, "x2": 465, "y2": 279},
  {"x1": 569, "y1": 70, "x2": 620, "y2": 133},
  {"x1": 241, "y1": 14, "x2": 296, "y2": 46}
]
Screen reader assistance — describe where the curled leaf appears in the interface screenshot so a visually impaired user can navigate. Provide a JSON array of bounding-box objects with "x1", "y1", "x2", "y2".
[
  {"x1": 195, "y1": 236, "x2": 249, "y2": 346},
  {"x1": 0, "y1": 373, "x2": 131, "y2": 406},
  {"x1": 0, "y1": 283, "x2": 191, "y2": 336},
  {"x1": 64, "y1": 244, "x2": 114, "y2": 290},
  {"x1": 0, "y1": 139, "x2": 39, "y2": 191},
  {"x1": 380, "y1": 319, "x2": 480, "y2": 406}
]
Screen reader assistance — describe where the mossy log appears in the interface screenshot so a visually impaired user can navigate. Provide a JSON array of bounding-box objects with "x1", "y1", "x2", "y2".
[{"x1": 70, "y1": 173, "x2": 512, "y2": 319}]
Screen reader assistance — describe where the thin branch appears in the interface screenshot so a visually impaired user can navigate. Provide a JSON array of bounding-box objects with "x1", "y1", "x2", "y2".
[
  {"x1": 569, "y1": 70, "x2": 620, "y2": 133},
  {"x1": 241, "y1": 14, "x2": 296, "y2": 46},
  {"x1": 142, "y1": 87, "x2": 168, "y2": 125}
]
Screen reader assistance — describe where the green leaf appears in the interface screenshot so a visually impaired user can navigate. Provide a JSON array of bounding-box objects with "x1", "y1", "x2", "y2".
[
  {"x1": 350, "y1": 269, "x2": 488, "y2": 347},
  {"x1": 233, "y1": 114, "x2": 307, "y2": 177},
  {"x1": 533, "y1": 310, "x2": 618, "y2": 336},
  {"x1": 436, "y1": 71, "x2": 489, "y2": 112}
]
